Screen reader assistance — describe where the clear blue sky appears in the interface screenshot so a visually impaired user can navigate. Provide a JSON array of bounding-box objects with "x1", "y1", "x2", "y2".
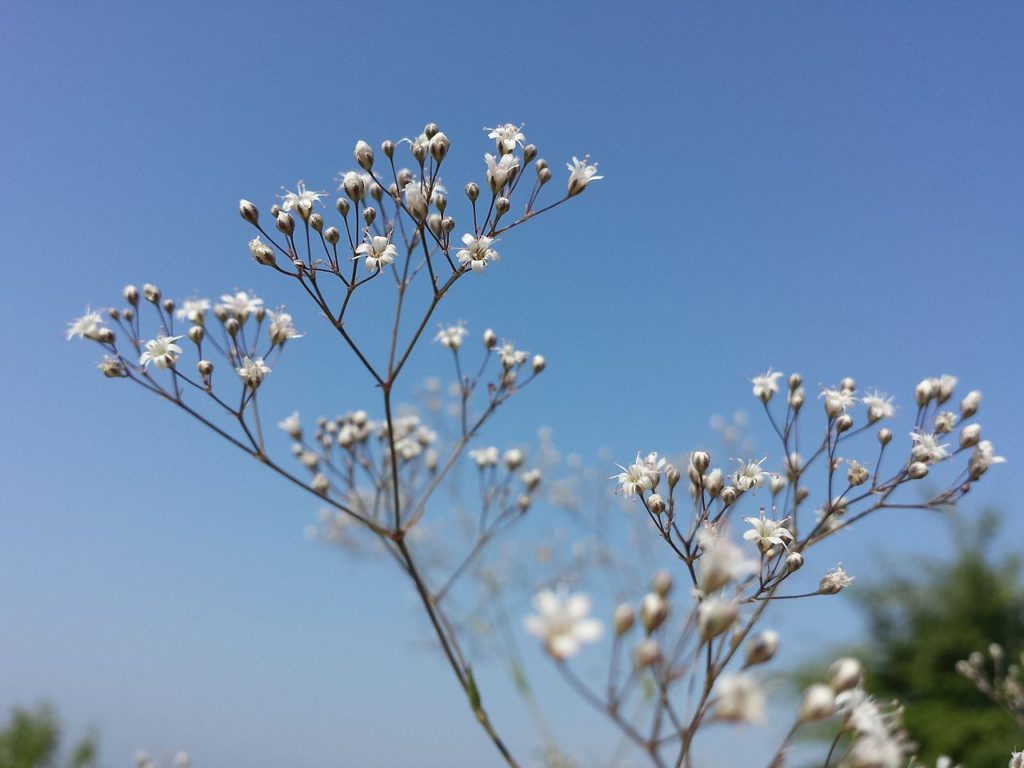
[{"x1": 2, "y1": 2, "x2": 1023, "y2": 766}]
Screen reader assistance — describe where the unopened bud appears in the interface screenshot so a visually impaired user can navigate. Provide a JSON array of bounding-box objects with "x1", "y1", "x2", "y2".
[
  {"x1": 633, "y1": 639, "x2": 661, "y2": 668},
  {"x1": 745, "y1": 630, "x2": 779, "y2": 667},
  {"x1": 647, "y1": 493, "x2": 666, "y2": 515},
  {"x1": 840, "y1": 377, "x2": 856, "y2": 393},
  {"x1": 249, "y1": 237, "x2": 276, "y2": 266},
  {"x1": 531, "y1": 354, "x2": 546, "y2": 374},
  {"x1": 123, "y1": 284, "x2": 139, "y2": 305},
  {"x1": 354, "y1": 140, "x2": 374, "y2": 171},
  {"x1": 143, "y1": 283, "x2": 160, "y2": 303},
  {"x1": 908, "y1": 461, "x2": 929, "y2": 479},
  {"x1": 829, "y1": 657, "x2": 862, "y2": 692},
  {"x1": 495, "y1": 197, "x2": 510, "y2": 217},
  {"x1": 960, "y1": 390, "x2": 981, "y2": 419},
  {"x1": 276, "y1": 211, "x2": 295, "y2": 236},
  {"x1": 197, "y1": 359, "x2": 214, "y2": 377},
  {"x1": 224, "y1": 318, "x2": 240, "y2": 337},
  {"x1": 613, "y1": 603, "x2": 635, "y2": 635},
  {"x1": 786, "y1": 552, "x2": 804, "y2": 572},
  {"x1": 799, "y1": 684, "x2": 836, "y2": 722},
  {"x1": 878, "y1": 427, "x2": 892, "y2": 445},
  {"x1": 188, "y1": 326, "x2": 204, "y2": 344},
  {"x1": 959, "y1": 423, "x2": 981, "y2": 449},
  {"x1": 835, "y1": 414, "x2": 853, "y2": 433},
  {"x1": 239, "y1": 199, "x2": 259, "y2": 225},
  {"x1": 640, "y1": 593, "x2": 667, "y2": 633},
  {"x1": 465, "y1": 182, "x2": 480, "y2": 202},
  {"x1": 342, "y1": 171, "x2": 365, "y2": 203},
  {"x1": 429, "y1": 132, "x2": 450, "y2": 162},
  {"x1": 363, "y1": 207, "x2": 376, "y2": 226},
  {"x1": 309, "y1": 213, "x2": 324, "y2": 232},
  {"x1": 336, "y1": 198, "x2": 350, "y2": 217},
  {"x1": 666, "y1": 464, "x2": 681, "y2": 489},
  {"x1": 324, "y1": 227, "x2": 340, "y2": 245},
  {"x1": 483, "y1": 328, "x2": 497, "y2": 349},
  {"x1": 915, "y1": 378, "x2": 936, "y2": 407},
  {"x1": 381, "y1": 139, "x2": 395, "y2": 159},
  {"x1": 789, "y1": 387, "x2": 805, "y2": 410},
  {"x1": 698, "y1": 598, "x2": 738, "y2": 640},
  {"x1": 720, "y1": 486, "x2": 738, "y2": 506},
  {"x1": 788, "y1": 373, "x2": 802, "y2": 390},
  {"x1": 691, "y1": 451, "x2": 710, "y2": 474},
  {"x1": 538, "y1": 167, "x2": 552, "y2": 185},
  {"x1": 651, "y1": 569, "x2": 673, "y2": 597}
]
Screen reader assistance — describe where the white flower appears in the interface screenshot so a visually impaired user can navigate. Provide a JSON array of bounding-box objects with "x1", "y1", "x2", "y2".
[
  {"x1": 266, "y1": 310, "x2": 303, "y2": 346},
  {"x1": 139, "y1": 335, "x2": 183, "y2": 370},
  {"x1": 279, "y1": 180, "x2": 325, "y2": 212},
  {"x1": 910, "y1": 430, "x2": 950, "y2": 464},
  {"x1": 175, "y1": 298, "x2": 210, "y2": 324},
  {"x1": 354, "y1": 233, "x2": 397, "y2": 270},
  {"x1": 820, "y1": 564, "x2": 854, "y2": 594},
  {"x1": 435, "y1": 322, "x2": 468, "y2": 350},
  {"x1": 498, "y1": 342, "x2": 528, "y2": 370},
  {"x1": 97, "y1": 355, "x2": 125, "y2": 378},
  {"x1": 697, "y1": 526, "x2": 758, "y2": 593},
  {"x1": 820, "y1": 387, "x2": 856, "y2": 417},
  {"x1": 566, "y1": 155, "x2": 603, "y2": 196},
  {"x1": 751, "y1": 369, "x2": 784, "y2": 403},
  {"x1": 698, "y1": 596, "x2": 739, "y2": 639},
  {"x1": 484, "y1": 152, "x2": 519, "y2": 192},
  {"x1": 1009, "y1": 751, "x2": 1023, "y2": 768},
  {"x1": 217, "y1": 291, "x2": 263, "y2": 323},
  {"x1": 969, "y1": 439, "x2": 1005, "y2": 479},
  {"x1": 236, "y1": 356, "x2": 271, "y2": 388},
  {"x1": 456, "y1": 233, "x2": 500, "y2": 273},
  {"x1": 742, "y1": 509, "x2": 793, "y2": 552},
  {"x1": 524, "y1": 588, "x2": 602, "y2": 660},
  {"x1": 485, "y1": 123, "x2": 525, "y2": 154},
  {"x1": 734, "y1": 457, "x2": 769, "y2": 491},
  {"x1": 403, "y1": 181, "x2": 428, "y2": 221},
  {"x1": 470, "y1": 446, "x2": 499, "y2": 468},
  {"x1": 278, "y1": 411, "x2": 301, "y2": 439},
  {"x1": 862, "y1": 390, "x2": 895, "y2": 422},
  {"x1": 613, "y1": 452, "x2": 661, "y2": 497},
  {"x1": 712, "y1": 674, "x2": 764, "y2": 723},
  {"x1": 66, "y1": 309, "x2": 106, "y2": 341}
]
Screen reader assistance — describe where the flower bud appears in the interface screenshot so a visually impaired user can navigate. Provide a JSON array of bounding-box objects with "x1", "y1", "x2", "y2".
[
  {"x1": 188, "y1": 326, "x2": 204, "y2": 344},
  {"x1": 495, "y1": 197, "x2": 510, "y2": 217},
  {"x1": 647, "y1": 493, "x2": 666, "y2": 515},
  {"x1": 123, "y1": 308, "x2": 134, "y2": 322},
  {"x1": 239, "y1": 199, "x2": 259, "y2": 225},
  {"x1": 309, "y1": 213, "x2": 324, "y2": 232},
  {"x1": 381, "y1": 139, "x2": 395, "y2": 159},
  {"x1": 959, "y1": 423, "x2": 981, "y2": 449},
  {"x1": 666, "y1": 464, "x2": 681, "y2": 489},
  {"x1": 789, "y1": 387, "x2": 805, "y2": 410},
  {"x1": 961, "y1": 390, "x2": 981, "y2": 419},
  {"x1": 312, "y1": 473, "x2": 329, "y2": 495},
  {"x1": 336, "y1": 198, "x2": 350, "y2": 217},
  {"x1": 908, "y1": 461, "x2": 929, "y2": 479},
  {"x1": 829, "y1": 657, "x2": 862, "y2": 692},
  {"x1": 342, "y1": 171, "x2": 365, "y2": 203},
  {"x1": 429, "y1": 132, "x2": 450, "y2": 162},
  {"x1": 691, "y1": 451, "x2": 710, "y2": 474},
  {"x1": 354, "y1": 140, "x2": 374, "y2": 171},
  {"x1": 483, "y1": 328, "x2": 497, "y2": 349},
  {"x1": 296, "y1": 199, "x2": 313, "y2": 222},
  {"x1": 704, "y1": 469, "x2": 724, "y2": 497},
  {"x1": 799, "y1": 684, "x2": 836, "y2": 722},
  {"x1": 123, "y1": 284, "x2": 139, "y2": 305},
  {"x1": 503, "y1": 448, "x2": 524, "y2": 471},
  {"x1": 276, "y1": 211, "x2": 295, "y2": 236},
  {"x1": 249, "y1": 237, "x2": 276, "y2": 266},
  {"x1": 788, "y1": 373, "x2": 802, "y2": 390},
  {"x1": 531, "y1": 354, "x2": 546, "y2": 374},
  {"x1": 795, "y1": 487, "x2": 809, "y2": 504},
  {"x1": 651, "y1": 569, "x2": 673, "y2": 597},
  {"x1": 698, "y1": 598, "x2": 738, "y2": 640},
  {"x1": 465, "y1": 182, "x2": 480, "y2": 202},
  {"x1": 224, "y1": 318, "x2": 240, "y2": 337},
  {"x1": 878, "y1": 427, "x2": 893, "y2": 445},
  {"x1": 840, "y1": 377, "x2": 856, "y2": 393},
  {"x1": 937, "y1": 374, "x2": 957, "y2": 404},
  {"x1": 639, "y1": 593, "x2": 667, "y2": 633},
  {"x1": 523, "y1": 144, "x2": 537, "y2": 163},
  {"x1": 96, "y1": 327, "x2": 115, "y2": 344},
  {"x1": 143, "y1": 283, "x2": 160, "y2": 303},
  {"x1": 720, "y1": 486, "x2": 737, "y2": 506},
  {"x1": 363, "y1": 207, "x2": 376, "y2": 227},
  {"x1": 613, "y1": 603, "x2": 635, "y2": 635},
  {"x1": 786, "y1": 552, "x2": 804, "y2": 572},
  {"x1": 769, "y1": 475, "x2": 786, "y2": 495},
  {"x1": 745, "y1": 630, "x2": 779, "y2": 667},
  {"x1": 538, "y1": 167, "x2": 552, "y2": 185},
  {"x1": 915, "y1": 378, "x2": 936, "y2": 406},
  {"x1": 835, "y1": 414, "x2": 853, "y2": 433},
  {"x1": 197, "y1": 359, "x2": 214, "y2": 377},
  {"x1": 324, "y1": 227, "x2": 340, "y2": 245},
  {"x1": 162, "y1": 299, "x2": 175, "y2": 315},
  {"x1": 633, "y1": 639, "x2": 661, "y2": 669}
]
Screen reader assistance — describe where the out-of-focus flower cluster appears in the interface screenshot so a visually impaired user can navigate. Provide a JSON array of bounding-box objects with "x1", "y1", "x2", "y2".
[{"x1": 957, "y1": 644, "x2": 1024, "y2": 729}]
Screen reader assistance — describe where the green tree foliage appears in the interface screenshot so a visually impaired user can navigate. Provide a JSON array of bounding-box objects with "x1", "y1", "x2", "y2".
[
  {"x1": 855, "y1": 512, "x2": 1024, "y2": 765},
  {"x1": 0, "y1": 704, "x2": 96, "y2": 768}
]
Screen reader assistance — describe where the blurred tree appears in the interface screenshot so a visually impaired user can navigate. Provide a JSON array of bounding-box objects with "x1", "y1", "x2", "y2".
[
  {"x1": 852, "y1": 511, "x2": 1024, "y2": 765},
  {"x1": 0, "y1": 704, "x2": 96, "y2": 768}
]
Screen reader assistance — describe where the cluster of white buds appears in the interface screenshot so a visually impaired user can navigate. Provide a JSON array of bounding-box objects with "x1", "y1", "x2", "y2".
[{"x1": 957, "y1": 644, "x2": 1024, "y2": 728}]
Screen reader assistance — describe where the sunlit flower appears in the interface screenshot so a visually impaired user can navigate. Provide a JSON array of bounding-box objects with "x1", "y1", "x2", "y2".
[
  {"x1": 742, "y1": 509, "x2": 793, "y2": 552},
  {"x1": 820, "y1": 387, "x2": 856, "y2": 417},
  {"x1": 435, "y1": 322, "x2": 468, "y2": 350},
  {"x1": 278, "y1": 411, "x2": 301, "y2": 439},
  {"x1": 566, "y1": 155, "x2": 603, "y2": 196},
  {"x1": 484, "y1": 152, "x2": 519, "y2": 192},
  {"x1": 712, "y1": 674, "x2": 764, "y2": 723},
  {"x1": 279, "y1": 180, "x2": 325, "y2": 212},
  {"x1": 613, "y1": 452, "x2": 662, "y2": 497},
  {"x1": 485, "y1": 123, "x2": 526, "y2": 154},
  {"x1": 175, "y1": 298, "x2": 210, "y2": 324},
  {"x1": 734, "y1": 457, "x2": 769, "y2": 491},
  {"x1": 969, "y1": 439, "x2": 1005, "y2": 479},
  {"x1": 820, "y1": 564, "x2": 855, "y2": 594},
  {"x1": 268, "y1": 310, "x2": 303, "y2": 345},
  {"x1": 470, "y1": 446, "x2": 499, "y2": 468},
  {"x1": 751, "y1": 369, "x2": 784, "y2": 403},
  {"x1": 862, "y1": 390, "x2": 895, "y2": 422},
  {"x1": 139, "y1": 335, "x2": 183, "y2": 370},
  {"x1": 354, "y1": 233, "x2": 398, "y2": 270},
  {"x1": 457, "y1": 234, "x2": 500, "y2": 273},
  {"x1": 236, "y1": 356, "x2": 271, "y2": 388},
  {"x1": 217, "y1": 291, "x2": 263, "y2": 323},
  {"x1": 909, "y1": 430, "x2": 949, "y2": 464},
  {"x1": 524, "y1": 588, "x2": 602, "y2": 660},
  {"x1": 65, "y1": 309, "x2": 106, "y2": 341},
  {"x1": 697, "y1": 526, "x2": 758, "y2": 593}
]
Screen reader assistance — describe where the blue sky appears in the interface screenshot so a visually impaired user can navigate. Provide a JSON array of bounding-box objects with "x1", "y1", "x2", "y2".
[{"x1": 2, "y1": 2, "x2": 1023, "y2": 766}]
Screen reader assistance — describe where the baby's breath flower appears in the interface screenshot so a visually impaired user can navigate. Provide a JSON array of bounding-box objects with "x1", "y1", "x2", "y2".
[
  {"x1": 742, "y1": 509, "x2": 793, "y2": 552},
  {"x1": 456, "y1": 234, "x2": 500, "y2": 273},
  {"x1": 175, "y1": 298, "x2": 210, "y2": 324},
  {"x1": 697, "y1": 526, "x2": 758, "y2": 593},
  {"x1": 910, "y1": 430, "x2": 950, "y2": 464},
  {"x1": 819, "y1": 564, "x2": 854, "y2": 594},
  {"x1": 139, "y1": 335, "x2": 183, "y2": 370},
  {"x1": 968, "y1": 439, "x2": 1005, "y2": 479},
  {"x1": 712, "y1": 674, "x2": 764, "y2": 723},
  {"x1": 566, "y1": 155, "x2": 603, "y2": 196},
  {"x1": 469, "y1": 446, "x2": 499, "y2": 468},
  {"x1": 524, "y1": 588, "x2": 602, "y2": 660},
  {"x1": 484, "y1": 153, "x2": 519, "y2": 193},
  {"x1": 435, "y1": 322, "x2": 468, "y2": 350},
  {"x1": 97, "y1": 355, "x2": 125, "y2": 378},
  {"x1": 279, "y1": 180, "x2": 325, "y2": 212},
  {"x1": 751, "y1": 369, "x2": 784, "y2": 403},
  {"x1": 278, "y1": 411, "x2": 301, "y2": 439},
  {"x1": 66, "y1": 309, "x2": 106, "y2": 341},
  {"x1": 613, "y1": 452, "x2": 662, "y2": 497},
  {"x1": 217, "y1": 291, "x2": 263, "y2": 323},
  {"x1": 485, "y1": 123, "x2": 526, "y2": 154},
  {"x1": 820, "y1": 387, "x2": 856, "y2": 418},
  {"x1": 268, "y1": 310, "x2": 303, "y2": 345},
  {"x1": 236, "y1": 356, "x2": 271, "y2": 389},
  {"x1": 249, "y1": 237, "x2": 276, "y2": 266},
  {"x1": 734, "y1": 457, "x2": 769, "y2": 491},
  {"x1": 862, "y1": 390, "x2": 895, "y2": 423},
  {"x1": 354, "y1": 232, "x2": 397, "y2": 271}
]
